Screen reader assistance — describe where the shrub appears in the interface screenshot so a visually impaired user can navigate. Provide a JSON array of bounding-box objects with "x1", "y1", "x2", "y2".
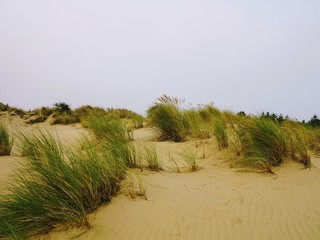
[
  {"x1": 0, "y1": 102, "x2": 10, "y2": 112},
  {"x1": 53, "y1": 102, "x2": 71, "y2": 114},
  {"x1": 0, "y1": 130, "x2": 127, "y2": 239},
  {"x1": 0, "y1": 122, "x2": 13, "y2": 156},
  {"x1": 308, "y1": 114, "x2": 320, "y2": 128}
]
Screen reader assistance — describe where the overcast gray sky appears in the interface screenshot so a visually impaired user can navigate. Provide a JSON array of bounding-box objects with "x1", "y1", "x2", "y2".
[{"x1": 1, "y1": 0, "x2": 319, "y2": 120}]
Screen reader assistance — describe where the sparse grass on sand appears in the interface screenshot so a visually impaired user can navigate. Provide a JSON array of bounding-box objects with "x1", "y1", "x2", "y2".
[
  {"x1": 0, "y1": 122, "x2": 13, "y2": 156},
  {"x1": 178, "y1": 148, "x2": 199, "y2": 172},
  {"x1": 143, "y1": 144, "x2": 162, "y2": 171},
  {"x1": 124, "y1": 172, "x2": 147, "y2": 200},
  {"x1": 0, "y1": 117, "x2": 132, "y2": 239}
]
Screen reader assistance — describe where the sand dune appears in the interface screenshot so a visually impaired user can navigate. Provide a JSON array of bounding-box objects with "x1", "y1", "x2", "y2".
[{"x1": 1, "y1": 116, "x2": 320, "y2": 239}]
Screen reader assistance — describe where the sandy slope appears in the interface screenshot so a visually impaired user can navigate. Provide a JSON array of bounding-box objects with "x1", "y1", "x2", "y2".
[{"x1": 1, "y1": 117, "x2": 320, "y2": 240}]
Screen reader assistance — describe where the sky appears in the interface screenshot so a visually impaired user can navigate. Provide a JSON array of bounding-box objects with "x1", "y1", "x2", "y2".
[{"x1": 1, "y1": 0, "x2": 319, "y2": 121}]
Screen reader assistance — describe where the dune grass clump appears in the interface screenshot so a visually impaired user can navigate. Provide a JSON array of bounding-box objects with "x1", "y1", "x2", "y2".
[
  {"x1": 198, "y1": 104, "x2": 221, "y2": 122},
  {"x1": 0, "y1": 131, "x2": 126, "y2": 239},
  {"x1": 234, "y1": 118, "x2": 289, "y2": 171},
  {"x1": 184, "y1": 109, "x2": 212, "y2": 139},
  {"x1": 125, "y1": 172, "x2": 147, "y2": 200},
  {"x1": 167, "y1": 151, "x2": 181, "y2": 173},
  {"x1": 106, "y1": 108, "x2": 145, "y2": 129},
  {"x1": 281, "y1": 122, "x2": 311, "y2": 167},
  {"x1": 143, "y1": 144, "x2": 162, "y2": 171},
  {"x1": 74, "y1": 105, "x2": 106, "y2": 119},
  {"x1": 51, "y1": 114, "x2": 81, "y2": 125},
  {"x1": 26, "y1": 107, "x2": 53, "y2": 124},
  {"x1": 147, "y1": 96, "x2": 190, "y2": 142},
  {"x1": 9, "y1": 107, "x2": 26, "y2": 118},
  {"x1": 85, "y1": 115, "x2": 137, "y2": 168},
  {"x1": 213, "y1": 117, "x2": 228, "y2": 150},
  {"x1": 0, "y1": 122, "x2": 13, "y2": 156},
  {"x1": 300, "y1": 126, "x2": 320, "y2": 155},
  {"x1": 230, "y1": 117, "x2": 313, "y2": 172},
  {"x1": 178, "y1": 148, "x2": 199, "y2": 172}
]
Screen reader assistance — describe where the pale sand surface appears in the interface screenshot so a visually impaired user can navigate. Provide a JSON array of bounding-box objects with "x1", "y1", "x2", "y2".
[{"x1": 1, "y1": 116, "x2": 320, "y2": 240}]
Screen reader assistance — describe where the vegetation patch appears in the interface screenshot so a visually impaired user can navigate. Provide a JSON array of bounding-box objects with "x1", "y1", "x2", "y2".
[
  {"x1": 147, "y1": 96, "x2": 191, "y2": 142},
  {"x1": 84, "y1": 115, "x2": 137, "y2": 168},
  {"x1": 0, "y1": 122, "x2": 13, "y2": 156},
  {"x1": 0, "y1": 115, "x2": 134, "y2": 239}
]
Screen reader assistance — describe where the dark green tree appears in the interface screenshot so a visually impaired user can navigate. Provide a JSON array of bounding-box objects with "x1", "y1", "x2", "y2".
[
  {"x1": 308, "y1": 114, "x2": 320, "y2": 127},
  {"x1": 53, "y1": 102, "x2": 71, "y2": 114}
]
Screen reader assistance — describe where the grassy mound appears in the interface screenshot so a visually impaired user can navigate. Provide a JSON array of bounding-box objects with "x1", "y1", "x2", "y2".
[{"x1": 0, "y1": 115, "x2": 132, "y2": 239}]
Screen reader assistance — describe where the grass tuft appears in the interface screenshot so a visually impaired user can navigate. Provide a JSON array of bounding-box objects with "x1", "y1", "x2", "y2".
[
  {"x1": 143, "y1": 144, "x2": 162, "y2": 171},
  {"x1": 147, "y1": 96, "x2": 189, "y2": 142},
  {"x1": 0, "y1": 122, "x2": 13, "y2": 156},
  {"x1": 84, "y1": 115, "x2": 137, "y2": 168},
  {"x1": 178, "y1": 148, "x2": 199, "y2": 172}
]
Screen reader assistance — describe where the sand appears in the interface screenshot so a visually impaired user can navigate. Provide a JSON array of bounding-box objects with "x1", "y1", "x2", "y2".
[{"x1": 1, "y1": 115, "x2": 320, "y2": 240}]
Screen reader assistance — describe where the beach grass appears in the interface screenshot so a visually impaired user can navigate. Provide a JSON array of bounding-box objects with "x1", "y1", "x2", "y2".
[
  {"x1": 143, "y1": 144, "x2": 162, "y2": 171},
  {"x1": 84, "y1": 114, "x2": 137, "y2": 168},
  {"x1": 0, "y1": 121, "x2": 131, "y2": 239},
  {"x1": 231, "y1": 117, "x2": 314, "y2": 172},
  {"x1": 213, "y1": 117, "x2": 228, "y2": 150},
  {"x1": 147, "y1": 96, "x2": 189, "y2": 142},
  {"x1": 178, "y1": 148, "x2": 199, "y2": 172},
  {"x1": 0, "y1": 122, "x2": 13, "y2": 156},
  {"x1": 235, "y1": 118, "x2": 288, "y2": 168}
]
